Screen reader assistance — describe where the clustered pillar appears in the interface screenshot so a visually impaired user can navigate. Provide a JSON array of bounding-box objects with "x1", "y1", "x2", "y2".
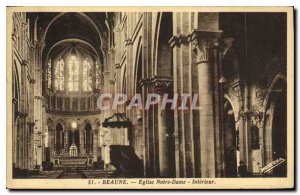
[
  {"x1": 152, "y1": 76, "x2": 173, "y2": 177},
  {"x1": 191, "y1": 30, "x2": 222, "y2": 177},
  {"x1": 167, "y1": 13, "x2": 223, "y2": 178}
]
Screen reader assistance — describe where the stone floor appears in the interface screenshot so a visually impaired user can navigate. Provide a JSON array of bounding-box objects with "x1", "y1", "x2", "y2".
[
  {"x1": 16, "y1": 170, "x2": 64, "y2": 179},
  {"x1": 20, "y1": 169, "x2": 127, "y2": 179},
  {"x1": 57, "y1": 169, "x2": 87, "y2": 178},
  {"x1": 82, "y1": 170, "x2": 125, "y2": 178}
]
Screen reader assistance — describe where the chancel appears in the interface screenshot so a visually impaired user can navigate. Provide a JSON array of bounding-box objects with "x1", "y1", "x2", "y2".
[{"x1": 10, "y1": 11, "x2": 287, "y2": 178}]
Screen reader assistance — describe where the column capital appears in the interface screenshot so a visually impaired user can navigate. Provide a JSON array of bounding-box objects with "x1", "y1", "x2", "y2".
[
  {"x1": 17, "y1": 111, "x2": 28, "y2": 118},
  {"x1": 114, "y1": 27, "x2": 122, "y2": 32},
  {"x1": 12, "y1": 98, "x2": 18, "y2": 104},
  {"x1": 150, "y1": 76, "x2": 173, "y2": 95},
  {"x1": 139, "y1": 77, "x2": 152, "y2": 87},
  {"x1": 237, "y1": 107, "x2": 264, "y2": 123},
  {"x1": 139, "y1": 76, "x2": 173, "y2": 94},
  {"x1": 21, "y1": 60, "x2": 29, "y2": 67},
  {"x1": 189, "y1": 30, "x2": 222, "y2": 64},
  {"x1": 188, "y1": 29, "x2": 223, "y2": 42},
  {"x1": 35, "y1": 95, "x2": 44, "y2": 100},
  {"x1": 21, "y1": 21, "x2": 28, "y2": 27},
  {"x1": 27, "y1": 122, "x2": 35, "y2": 127},
  {"x1": 168, "y1": 34, "x2": 188, "y2": 48},
  {"x1": 29, "y1": 43, "x2": 35, "y2": 51},
  {"x1": 108, "y1": 48, "x2": 116, "y2": 54},
  {"x1": 12, "y1": 32, "x2": 17, "y2": 42},
  {"x1": 114, "y1": 63, "x2": 121, "y2": 69},
  {"x1": 102, "y1": 71, "x2": 110, "y2": 76},
  {"x1": 125, "y1": 38, "x2": 133, "y2": 46}
]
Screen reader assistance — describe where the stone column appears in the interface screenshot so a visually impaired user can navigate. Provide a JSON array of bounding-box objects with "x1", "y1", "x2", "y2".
[
  {"x1": 90, "y1": 131, "x2": 93, "y2": 154},
  {"x1": 191, "y1": 30, "x2": 222, "y2": 178},
  {"x1": 20, "y1": 58, "x2": 30, "y2": 169},
  {"x1": 140, "y1": 76, "x2": 157, "y2": 177},
  {"x1": 103, "y1": 128, "x2": 111, "y2": 166},
  {"x1": 151, "y1": 76, "x2": 173, "y2": 177},
  {"x1": 27, "y1": 122, "x2": 35, "y2": 168},
  {"x1": 54, "y1": 131, "x2": 57, "y2": 152},
  {"x1": 169, "y1": 12, "x2": 202, "y2": 178},
  {"x1": 79, "y1": 130, "x2": 84, "y2": 154},
  {"x1": 17, "y1": 112, "x2": 28, "y2": 169},
  {"x1": 238, "y1": 103, "x2": 252, "y2": 172},
  {"x1": 99, "y1": 128, "x2": 105, "y2": 161},
  {"x1": 49, "y1": 129, "x2": 54, "y2": 155},
  {"x1": 93, "y1": 130, "x2": 98, "y2": 161},
  {"x1": 239, "y1": 113, "x2": 246, "y2": 164},
  {"x1": 60, "y1": 130, "x2": 63, "y2": 152},
  {"x1": 124, "y1": 128, "x2": 129, "y2": 145},
  {"x1": 64, "y1": 130, "x2": 69, "y2": 152}
]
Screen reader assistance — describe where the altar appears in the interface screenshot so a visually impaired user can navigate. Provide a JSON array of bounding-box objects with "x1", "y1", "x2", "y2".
[
  {"x1": 52, "y1": 141, "x2": 93, "y2": 169},
  {"x1": 52, "y1": 153, "x2": 93, "y2": 169}
]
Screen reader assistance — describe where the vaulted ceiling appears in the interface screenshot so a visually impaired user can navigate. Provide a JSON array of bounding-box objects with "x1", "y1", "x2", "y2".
[
  {"x1": 32, "y1": 12, "x2": 111, "y2": 65},
  {"x1": 45, "y1": 13, "x2": 101, "y2": 48}
]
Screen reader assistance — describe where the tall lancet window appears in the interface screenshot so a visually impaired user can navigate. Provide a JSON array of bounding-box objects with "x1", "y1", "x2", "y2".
[
  {"x1": 95, "y1": 61, "x2": 101, "y2": 89},
  {"x1": 55, "y1": 58, "x2": 65, "y2": 90},
  {"x1": 47, "y1": 59, "x2": 52, "y2": 89},
  {"x1": 82, "y1": 57, "x2": 92, "y2": 91},
  {"x1": 68, "y1": 55, "x2": 79, "y2": 91}
]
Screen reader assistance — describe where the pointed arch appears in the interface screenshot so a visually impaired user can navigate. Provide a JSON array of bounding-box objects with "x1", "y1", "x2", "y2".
[
  {"x1": 42, "y1": 12, "x2": 104, "y2": 47},
  {"x1": 55, "y1": 119, "x2": 67, "y2": 130},
  {"x1": 262, "y1": 73, "x2": 287, "y2": 113},
  {"x1": 153, "y1": 12, "x2": 173, "y2": 76},
  {"x1": 45, "y1": 38, "x2": 101, "y2": 66},
  {"x1": 55, "y1": 122, "x2": 64, "y2": 154},
  {"x1": 223, "y1": 98, "x2": 238, "y2": 177},
  {"x1": 262, "y1": 73, "x2": 287, "y2": 176},
  {"x1": 134, "y1": 36, "x2": 143, "y2": 95}
]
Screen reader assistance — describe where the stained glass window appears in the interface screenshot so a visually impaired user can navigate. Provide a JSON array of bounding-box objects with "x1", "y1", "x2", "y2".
[
  {"x1": 55, "y1": 58, "x2": 64, "y2": 90},
  {"x1": 68, "y1": 55, "x2": 79, "y2": 92},
  {"x1": 52, "y1": 54, "x2": 99, "y2": 93},
  {"x1": 82, "y1": 57, "x2": 92, "y2": 91},
  {"x1": 47, "y1": 59, "x2": 52, "y2": 89},
  {"x1": 95, "y1": 61, "x2": 101, "y2": 89}
]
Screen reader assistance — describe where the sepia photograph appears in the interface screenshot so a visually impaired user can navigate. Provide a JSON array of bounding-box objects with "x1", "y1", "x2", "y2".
[{"x1": 6, "y1": 6, "x2": 294, "y2": 189}]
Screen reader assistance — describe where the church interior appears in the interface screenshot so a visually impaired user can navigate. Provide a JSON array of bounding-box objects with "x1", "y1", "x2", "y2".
[{"x1": 10, "y1": 11, "x2": 287, "y2": 178}]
